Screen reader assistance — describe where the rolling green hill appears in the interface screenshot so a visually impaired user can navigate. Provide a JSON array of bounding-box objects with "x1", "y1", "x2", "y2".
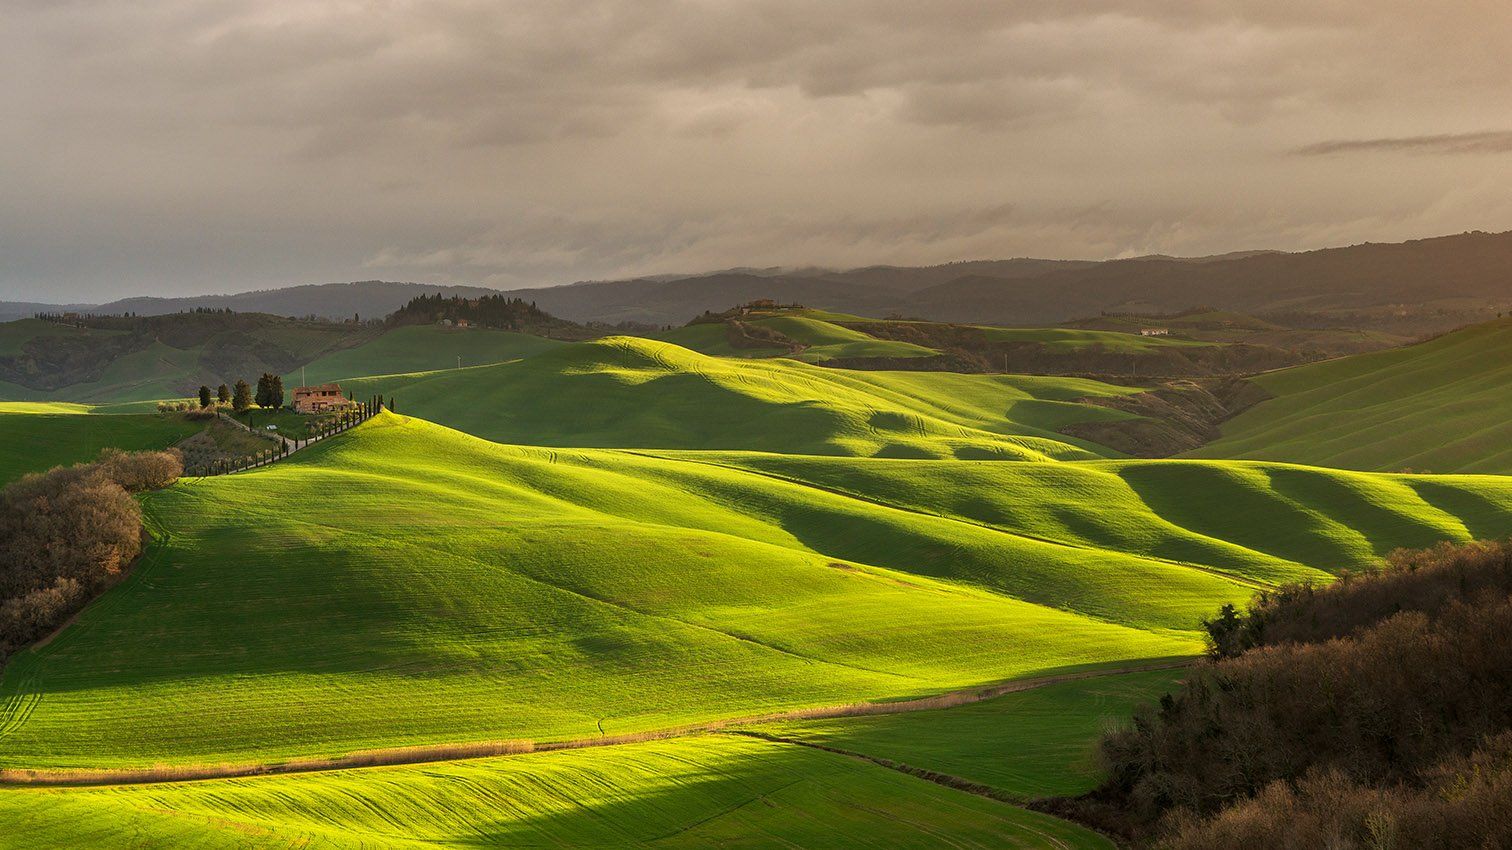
[
  {"x1": 3, "y1": 413, "x2": 1509, "y2": 773},
  {"x1": 657, "y1": 311, "x2": 942, "y2": 361},
  {"x1": 0, "y1": 402, "x2": 201, "y2": 482},
  {"x1": 655, "y1": 308, "x2": 1214, "y2": 364},
  {"x1": 758, "y1": 667, "x2": 1187, "y2": 799},
  {"x1": 288, "y1": 324, "x2": 567, "y2": 385},
  {"x1": 0, "y1": 736, "x2": 1112, "y2": 849},
  {"x1": 1190, "y1": 317, "x2": 1512, "y2": 473},
  {"x1": 0, "y1": 315, "x2": 371, "y2": 403},
  {"x1": 338, "y1": 336, "x2": 1145, "y2": 459}
]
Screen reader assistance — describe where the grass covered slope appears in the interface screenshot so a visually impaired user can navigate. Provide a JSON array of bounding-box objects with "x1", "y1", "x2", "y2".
[
  {"x1": 288, "y1": 324, "x2": 565, "y2": 385},
  {"x1": 3, "y1": 415, "x2": 1509, "y2": 770},
  {"x1": 340, "y1": 336, "x2": 1143, "y2": 459},
  {"x1": 758, "y1": 668, "x2": 1186, "y2": 799},
  {"x1": 0, "y1": 414, "x2": 1206, "y2": 769},
  {"x1": 657, "y1": 311, "x2": 941, "y2": 361},
  {"x1": 674, "y1": 453, "x2": 1512, "y2": 585},
  {"x1": 1191, "y1": 317, "x2": 1512, "y2": 473},
  {"x1": 0, "y1": 402, "x2": 200, "y2": 483},
  {"x1": 0, "y1": 736, "x2": 1113, "y2": 849}
]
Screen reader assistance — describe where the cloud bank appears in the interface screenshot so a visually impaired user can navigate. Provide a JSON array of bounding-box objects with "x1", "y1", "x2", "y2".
[{"x1": 3, "y1": 1, "x2": 1511, "y2": 300}]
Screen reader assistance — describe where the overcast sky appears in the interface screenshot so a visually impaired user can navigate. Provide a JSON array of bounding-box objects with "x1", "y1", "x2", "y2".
[{"x1": 3, "y1": 1, "x2": 1511, "y2": 302}]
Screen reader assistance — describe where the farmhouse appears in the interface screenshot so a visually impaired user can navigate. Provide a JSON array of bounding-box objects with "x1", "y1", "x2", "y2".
[
  {"x1": 1139, "y1": 327, "x2": 1170, "y2": 337},
  {"x1": 292, "y1": 383, "x2": 348, "y2": 414}
]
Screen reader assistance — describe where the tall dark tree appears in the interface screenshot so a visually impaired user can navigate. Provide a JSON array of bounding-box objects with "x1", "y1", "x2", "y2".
[
  {"x1": 255, "y1": 373, "x2": 285, "y2": 409},
  {"x1": 198, "y1": 386, "x2": 212, "y2": 408},
  {"x1": 232, "y1": 379, "x2": 252, "y2": 413},
  {"x1": 217, "y1": 384, "x2": 230, "y2": 404},
  {"x1": 255, "y1": 374, "x2": 272, "y2": 409}
]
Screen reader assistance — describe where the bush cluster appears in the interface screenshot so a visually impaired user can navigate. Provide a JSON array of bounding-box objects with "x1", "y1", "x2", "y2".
[
  {"x1": 1079, "y1": 539, "x2": 1512, "y2": 847},
  {"x1": 0, "y1": 449, "x2": 182, "y2": 659}
]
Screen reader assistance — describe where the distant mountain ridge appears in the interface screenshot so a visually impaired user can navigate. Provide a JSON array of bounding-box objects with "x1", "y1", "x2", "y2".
[
  {"x1": 6, "y1": 230, "x2": 1509, "y2": 327},
  {"x1": 0, "y1": 282, "x2": 501, "y2": 324}
]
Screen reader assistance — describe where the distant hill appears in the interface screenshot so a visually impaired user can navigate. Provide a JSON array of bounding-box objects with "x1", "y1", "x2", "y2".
[
  {"x1": 0, "y1": 282, "x2": 503, "y2": 324},
  {"x1": 1188, "y1": 316, "x2": 1512, "y2": 473},
  {"x1": 8, "y1": 230, "x2": 1508, "y2": 330},
  {"x1": 490, "y1": 231, "x2": 1512, "y2": 328}
]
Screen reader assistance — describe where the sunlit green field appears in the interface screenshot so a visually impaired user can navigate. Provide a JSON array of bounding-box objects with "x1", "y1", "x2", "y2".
[
  {"x1": 655, "y1": 309, "x2": 1214, "y2": 361},
  {"x1": 3, "y1": 412, "x2": 1509, "y2": 772},
  {"x1": 4, "y1": 326, "x2": 1511, "y2": 847},
  {"x1": 0, "y1": 736, "x2": 1114, "y2": 849},
  {"x1": 758, "y1": 668, "x2": 1187, "y2": 799},
  {"x1": 0, "y1": 401, "x2": 201, "y2": 482},
  {"x1": 338, "y1": 335, "x2": 1145, "y2": 458},
  {"x1": 289, "y1": 324, "x2": 566, "y2": 385},
  {"x1": 1192, "y1": 317, "x2": 1512, "y2": 473}
]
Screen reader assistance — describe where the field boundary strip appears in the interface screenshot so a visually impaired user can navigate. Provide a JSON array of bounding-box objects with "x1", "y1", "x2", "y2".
[{"x1": 0, "y1": 659, "x2": 1191, "y2": 788}]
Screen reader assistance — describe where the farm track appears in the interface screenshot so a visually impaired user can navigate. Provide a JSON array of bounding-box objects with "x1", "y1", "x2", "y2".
[{"x1": 0, "y1": 659, "x2": 1190, "y2": 788}]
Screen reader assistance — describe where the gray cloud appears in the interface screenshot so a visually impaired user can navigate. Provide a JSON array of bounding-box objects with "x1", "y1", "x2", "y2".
[
  {"x1": 2, "y1": 1, "x2": 1512, "y2": 301},
  {"x1": 1295, "y1": 131, "x2": 1512, "y2": 156}
]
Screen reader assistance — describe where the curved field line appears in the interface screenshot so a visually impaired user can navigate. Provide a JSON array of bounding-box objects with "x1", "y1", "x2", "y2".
[
  {"x1": 0, "y1": 660, "x2": 1191, "y2": 788},
  {"x1": 626, "y1": 450, "x2": 1275, "y2": 592}
]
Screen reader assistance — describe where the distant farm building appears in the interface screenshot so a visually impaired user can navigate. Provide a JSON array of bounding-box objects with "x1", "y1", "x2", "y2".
[
  {"x1": 292, "y1": 383, "x2": 348, "y2": 414},
  {"x1": 455, "y1": 318, "x2": 473, "y2": 328},
  {"x1": 438, "y1": 318, "x2": 453, "y2": 326},
  {"x1": 1139, "y1": 328, "x2": 1170, "y2": 337}
]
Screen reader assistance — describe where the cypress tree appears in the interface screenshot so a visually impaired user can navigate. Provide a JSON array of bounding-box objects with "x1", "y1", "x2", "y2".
[
  {"x1": 198, "y1": 386, "x2": 212, "y2": 408},
  {"x1": 255, "y1": 374, "x2": 272, "y2": 409},
  {"x1": 217, "y1": 384, "x2": 230, "y2": 404},
  {"x1": 233, "y1": 379, "x2": 252, "y2": 413}
]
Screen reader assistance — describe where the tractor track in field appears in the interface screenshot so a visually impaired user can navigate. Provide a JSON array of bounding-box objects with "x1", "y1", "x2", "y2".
[{"x1": 0, "y1": 659, "x2": 1191, "y2": 788}]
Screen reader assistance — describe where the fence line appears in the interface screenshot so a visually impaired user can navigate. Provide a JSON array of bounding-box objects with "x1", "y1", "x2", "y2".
[{"x1": 192, "y1": 400, "x2": 384, "y2": 477}]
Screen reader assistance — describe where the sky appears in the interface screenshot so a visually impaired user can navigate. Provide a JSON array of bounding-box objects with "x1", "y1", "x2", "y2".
[{"x1": 3, "y1": 1, "x2": 1512, "y2": 303}]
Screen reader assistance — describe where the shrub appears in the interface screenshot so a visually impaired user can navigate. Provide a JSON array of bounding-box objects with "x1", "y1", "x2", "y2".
[
  {"x1": 1204, "y1": 540, "x2": 1512, "y2": 658},
  {"x1": 1076, "y1": 539, "x2": 1512, "y2": 846},
  {"x1": 1163, "y1": 734, "x2": 1512, "y2": 850},
  {"x1": 96, "y1": 447, "x2": 183, "y2": 492},
  {"x1": 0, "y1": 450, "x2": 181, "y2": 659}
]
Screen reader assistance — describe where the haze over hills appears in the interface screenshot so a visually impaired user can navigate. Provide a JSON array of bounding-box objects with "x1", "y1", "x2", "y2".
[
  {"x1": 0, "y1": 282, "x2": 502, "y2": 324},
  {"x1": 9, "y1": 230, "x2": 1509, "y2": 330}
]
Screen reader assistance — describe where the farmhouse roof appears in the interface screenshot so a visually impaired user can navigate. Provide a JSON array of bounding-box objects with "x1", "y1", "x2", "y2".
[{"x1": 294, "y1": 383, "x2": 343, "y2": 394}]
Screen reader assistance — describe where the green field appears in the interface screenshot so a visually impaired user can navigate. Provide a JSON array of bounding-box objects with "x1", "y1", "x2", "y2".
[
  {"x1": 289, "y1": 324, "x2": 567, "y2": 385},
  {"x1": 0, "y1": 736, "x2": 1113, "y2": 848},
  {"x1": 0, "y1": 402, "x2": 201, "y2": 482},
  {"x1": 3, "y1": 412, "x2": 1509, "y2": 772},
  {"x1": 4, "y1": 321, "x2": 1511, "y2": 846},
  {"x1": 655, "y1": 310, "x2": 1214, "y2": 362},
  {"x1": 337, "y1": 336, "x2": 1146, "y2": 459},
  {"x1": 1192, "y1": 317, "x2": 1512, "y2": 473},
  {"x1": 758, "y1": 668, "x2": 1187, "y2": 799},
  {"x1": 0, "y1": 317, "x2": 368, "y2": 404},
  {"x1": 657, "y1": 312, "x2": 942, "y2": 361}
]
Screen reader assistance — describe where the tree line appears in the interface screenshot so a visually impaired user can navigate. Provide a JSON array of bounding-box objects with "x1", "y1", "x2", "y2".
[
  {"x1": 0, "y1": 450, "x2": 183, "y2": 661},
  {"x1": 1044, "y1": 539, "x2": 1512, "y2": 848}
]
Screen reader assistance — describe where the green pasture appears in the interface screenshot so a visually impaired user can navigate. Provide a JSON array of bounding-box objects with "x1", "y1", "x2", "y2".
[
  {"x1": 1192, "y1": 317, "x2": 1512, "y2": 473},
  {"x1": 0, "y1": 736, "x2": 1113, "y2": 848},
  {"x1": 759, "y1": 668, "x2": 1187, "y2": 799},
  {"x1": 3, "y1": 414, "x2": 1509, "y2": 770},
  {"x1": 290, "y1": 324, "x2": 565, "y2": 386},
  {"x1": 0, "y1": 402, "x2": 201, "y2": 483},
  {"x1": 0, "y1": 414, "x2": 1206, "y2": 768},
  {"x1": 337, "y1": 335, "x2": 1144, "y2": 459}
]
